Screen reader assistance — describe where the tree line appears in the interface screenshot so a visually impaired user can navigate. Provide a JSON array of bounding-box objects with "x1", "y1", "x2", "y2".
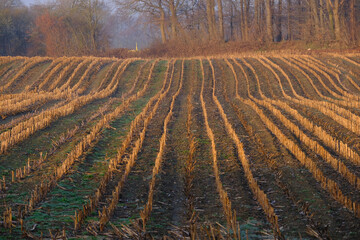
[
  {"x1": 121, "y1": 0, "x2": 359, "y2": 45},
  {"x1": 0, "y1": 0, "x2": 110, "y2": 56},
  {"x1": 0, "y1": 0, "x2": 359, "y2": 57}
]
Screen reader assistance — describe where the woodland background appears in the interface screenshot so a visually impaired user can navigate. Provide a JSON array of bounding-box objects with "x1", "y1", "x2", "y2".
[{"x1": 0, "y1": 0, "x2": 359, "y2": 57}]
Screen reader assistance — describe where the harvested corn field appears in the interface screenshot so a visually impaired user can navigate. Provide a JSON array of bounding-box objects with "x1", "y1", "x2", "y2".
[{"x1": 1, "y1": 54, "x2": 360, "y2": 239}]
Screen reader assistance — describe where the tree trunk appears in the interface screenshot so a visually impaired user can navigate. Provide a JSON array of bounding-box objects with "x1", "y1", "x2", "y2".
[
  {"x1": 240, "y1": 0, "x2": 245, "y2": 40},
  {"x1": 276, "y1": 0, "x2": 282, "y2": 41},
  {"x1": 206, "y1": 0, "x2": 216, "y2": 39},
  {"x1": 309, "y1": 0, "x2": 320, "y2": 39},
  {"x1": 169, "y1": 2, "x2": 178, "y2": 39},
  {"x1": 265, "y1": 0, "x2": 273, "y2": 41},
  {"x1": 244, "y1": 0, "x2": 249, "y2": 40},
  {"x1": 350, "y1": 0, "x2": 356, "y2": 44},
  {"x1": 255, "y1": 0, "x2": 260, "y2": 35},
  {"x1": 160, "y1": 8, "x2": 166, "y2": 43},
  {"x1": 287, "y1": 0, "x2": 291, "y2": 40},
  {"x1": 210, "y1": 0, "x2": 216, "y2": 38},
  {"x1": 217, "y1": 0, "x2": 224, "y2": 40},
  {"x1": 319, "y1": 0, "x2": 325, "y2": 37},
  {"x1": 332, "y1": 0, "x2": 341, "y2": 42},
  {"x1": 230, "y1": 4, "x2": 234, "y2": 40},
  {"x1": 325, "y1": 0, "x2": 335, "y2": 38}
]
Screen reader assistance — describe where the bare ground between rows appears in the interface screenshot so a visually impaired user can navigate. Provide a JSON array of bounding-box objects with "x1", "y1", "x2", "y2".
[
  {"x1": 7, "y1": 60, "x2": 52, "y2": 94},
  {"x1": 82, "y1": 62, "x2": 114, "y2": 95},
  {"x1": 215, "y1": 59, "x2": 315, "y2": 238},
  {"x1": 224, "y1": 58, "x2": 360, "y2": 239},
  {"x1": 291, "y1": 58, "x2": 345, "y2": 98},
  {"x1": 0, "y1": 59, "x2": 24, "y2": 82},
  {"x1": 0, "y1": 61, "x2": 148, "y2": 209},
  {"x1": 202, "y1": 60, "x2": 274, "y2": 238},
  {"x1": 41, "y1": 60, "x2": 83, "y2": 91},
  {"x1": 287, "y1": 101, "x2": 360, "y2": 175},
  {"x1": 256, "y1": 104, "x2": 360, "y2": 200},
  {"x1": 0, "y1": 98, "x2": 66, "y2": 129},
  {"x1": 226, "y1": 59, "x2": 249, "y2": 99},
  {"x1": 267, "y1": 57, "x2": 312, "y2": 99},
  {"x1": 145, "y1": 60, "x2": 190, "y2": 237},
  {"x1": 303, "y1": 57, "x2": 360, "y2": 95},
  {"x1": 82, "y1": 60, "x2": 179, "y2": 234},
  {"x1": 185, "y1": 60, "x2": 225, "y2": 226},
  {"x1": 0, "y1": 60, "x2": 166, "y2": 238},
  {"x1": 245, "y1": 58, "x2": 286, "y2": 99},
  {"x1": 253, "y1": 101, "x2": 360, "y2": 239},
  {"x1": 22, "y1": 96, "x2": 155, "y2": 237},
  {"x1": 234, "y1": 59, "x2": 265, "y2": 99},
  {"x1": 326, "y1": 57, "x2": 360, "y2": 82},
  {"x1": 0, "y1": 59, "x2": 27, "y2": 87}
]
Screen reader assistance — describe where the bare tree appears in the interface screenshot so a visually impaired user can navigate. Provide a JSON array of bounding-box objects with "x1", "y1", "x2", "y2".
[
  {"x1": 265, "y1": 0, "x2": 272, "y2": 41},
  {"x1": 206, "y1": 0, "x2": 217, "y2": 39},
  {"x1": 217, "y1": 0, "x2": 224, "y2": 40}
]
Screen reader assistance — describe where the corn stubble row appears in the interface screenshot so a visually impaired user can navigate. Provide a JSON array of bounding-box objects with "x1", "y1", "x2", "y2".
[
  {"x1": 263, "y1": 56, "x2": 360, "y2": 170},
  {"x1": 246, "y1": 99, "x2": 360, "y2": 218},
  {"x1": 70, "y1": 58, "x2": 104, "y2": 94},
  {"x1": 0, "y1": 60, "x2": 130, "y2": 154},
  {"x1": 0, "y1": 153, "x2": 46, "y2": 192},
  {"x1": 285, "y1": 56, "x2": 360, "y2": 109},
  {"x1": 241, "y1": 56, "x2": 360, "y2": 170},
  {"x1": 244, "y1": 57, "x2": 360, "y2": 190},
  {"x1": 1, "y1": 54, "x2": 121, "y2": 225},
  {"x1": 0, "y1": 57, "x2": 117, "y2": 118},
  {"x1": 73, "y1": 60, "x2": 166, "y2": 231},
  {"x1": 0, "y1": 58, "x2": 33, "y2": 89},
  {"x1": 184, "y1": 63, "x2": 197, "y2": 237},
  {"x1": 257, "y1": 99, "x2": 360, "y2": 190},
  {"x1": 26, "y1": 60, "x2": 149, "y2": 215},
  {"x1": 222, "y1": 59, "x2": 328, "y2": 239},
  {"x1": 11, "y1": 60, "x2": 143, "y2": 228},
  {"x1": 287, "y1": 57, "x2": 352, "y2": 101},
  {"x1": 36, "y1": 57, "x2": 73, "y2": 90},
  {"x1": 293, "y1": 57, "x2": 359, "y2": 101},
  {"x1": 227, "y1": 58, "x2": 360, "y2": 218},
  {"x1": 0, "y1": 58, "x2": 107, "y2": 117},
  {"x1": 96, "y1": 61, "x2": 174, "y2": 231},
  {"x1": 0, "y1": 57, "x2": 52, "y2": 92},
  {"x1": 301, "y1": 56, "x2": 359, "y2": 93},
  {"x1": 139, "y1": 60, "x2": 184, "y2": 231},
  {"x1": 1, "y1": 55, "x2": 360, "y2": 236},
  {"x1": 273, "y1": 100, "x2": 360, "y2": 166},
  {"x1": 1, "y1": 98, "x2": 118, "y2": 192},
  {"x1": 46, "y1": 58, "x2": 89, "y2": 91},
  {"x1": 1, "y1": 57, "x2": 65, "y2": 104},
  {"x1": 205, "y1": 59, "x2": 281, "y2": 238},
  {"x1": 0, "y1": 57, "x2": 28, "y2": 84},
  {"x1": 1, "y1": 59, "x2": 140, "y2": 230},
  {"x1": 257, "y1": 56, "x2": 360, "y2": 164},
  {"x1": 28, "y1": 57, "x2": 68, "y2": 90}
]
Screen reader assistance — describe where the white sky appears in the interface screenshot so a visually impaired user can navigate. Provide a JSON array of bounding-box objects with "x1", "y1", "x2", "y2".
[
  {"x1": 22, "y1": 0, "x2": 43, "y2": 5},
  {"x1": 22, "y1": 0, "x2": 114, "y2": 6}
]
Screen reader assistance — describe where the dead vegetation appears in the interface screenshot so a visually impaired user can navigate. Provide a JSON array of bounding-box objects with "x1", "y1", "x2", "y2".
[{"x1": 1, "y1": 54, "x2": 360, "y2": 239}]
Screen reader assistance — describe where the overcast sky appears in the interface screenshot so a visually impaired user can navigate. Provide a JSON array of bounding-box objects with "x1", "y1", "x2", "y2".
[
  {"x1": 21, "y1": 0, "x2": 115, "y2": 6},
  {"x1": 21, "y1": 0, "x2": 43, "y2": 5}
]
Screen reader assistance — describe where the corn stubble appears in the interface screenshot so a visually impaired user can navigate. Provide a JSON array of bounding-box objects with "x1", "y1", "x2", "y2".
[{"x1": 1, "y1": 54, "x2": 360, "y2": 239}]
